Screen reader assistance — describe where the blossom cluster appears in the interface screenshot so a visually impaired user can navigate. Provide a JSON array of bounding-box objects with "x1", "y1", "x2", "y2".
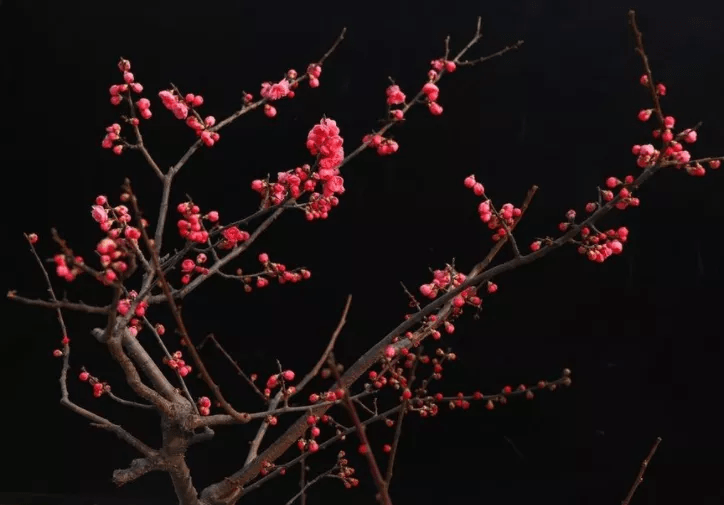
[
  {"x1": 101, "y1": 123, "x2": 125, "y2": 155},
  {"x1": 251, "y1": 118, "x2": 345, "y2": 221},
  {"x1": 180, "y1": 253, "x2": 210, "y2": 285},
  {"x1": 101, "y1": 59, "x2": 151, "y2": 154},
  {"x1": 116, "y1": 290, "x2": 149, "y2": 338},
  {"x1": 164, "y1": 350, "x2": 193, "y2": 377},
  {"x1": 158, "y1": 90, "x2": 221, "y2": 147},
  {"x1": 262, "y1": 64, "x2": 322, "y2": 118},
  {"x1": 462, "y1": 175, "x2": 522, "y2": 242},
  {"x1": 176, "y1": 202, "x2": 218, "y2": 244},
  {"x1": 361, "y1": 58, "x2": 457, "y2": 156},
  {"x1": 77, "y1": 368, "x2": 110, "y2": 398},
  {"x1": 263, "y1": 369, "x2": 297, "y2": 400},
  {"x1": 91, "y1": 195, "x2": 144, "y2": 284}
]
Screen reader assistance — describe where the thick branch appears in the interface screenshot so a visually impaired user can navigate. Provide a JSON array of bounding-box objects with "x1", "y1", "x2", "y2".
[
  {"x1": 113, "y1": 456, "x2": 169, "y2": 486},
  {"x1": 98, "y1": 327, "x2": 176, "y2": 416}
]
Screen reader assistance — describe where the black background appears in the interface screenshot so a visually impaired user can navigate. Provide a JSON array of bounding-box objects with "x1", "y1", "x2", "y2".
[{"x1": 1, "y1": 0, "x2": 723, "y2": 504}]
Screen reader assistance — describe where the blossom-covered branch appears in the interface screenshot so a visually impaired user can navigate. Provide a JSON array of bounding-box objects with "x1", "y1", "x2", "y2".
[{"x1": 9, "y1": 9, "x2": 721, "y2": 505}]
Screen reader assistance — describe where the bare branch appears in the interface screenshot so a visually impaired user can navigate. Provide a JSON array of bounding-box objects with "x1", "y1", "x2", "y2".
[
  {"x1": 628, "y1": 11, "x2": 665, "y2": 127},
  {"x1": 621, "y1": 437, "x2": 662, "y2": 505},
  {"x1": 198, "y1": 334, "x2": 267, "y2": 402},
  {"x1": 113, "y1": 456, "x2": 169, "y2": 486},
  {"x1": 89, "y1": 422, "x2": 157, "y2": 457},
  {"x1": 284, "y1": 465, "x2": 338, "y2": 505},
  {"x1": 106, "y1": 391, "x2": 155, "y2": 410},
  {"x1": 294, "y1": 295, "x2": 353, "y2": 395},
  {"x1": 458, "y1": 40, "x2": 525, "y2": 66},
  {"x1": 7, "y1": 291, "x2": 111, "y2": 314},
  {"x1": 124, "y1": 88, "x2": 165, "y2": 180}
]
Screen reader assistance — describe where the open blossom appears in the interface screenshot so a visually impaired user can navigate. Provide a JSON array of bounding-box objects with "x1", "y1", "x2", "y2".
[
  {"x1": 218, "y1": 226, "x2": 250, "y2": 249},
  {"x1": 261, "y1": 79, "x2": 291, "y2": 101},
  {"x1": 318, "y1": 151, "x2": 344, "y2": 171},
  {"x1": 91, "y1": 205, "x2": 108, "y2": 223},
  {"x1": 323, "y1": 175, "x2": 345, "y2": 196},
  {"x1": 306, "y1": 119, "x2": 343, "y2": 155},
  {"x1": 386, "y1": 84, "x2": 406, "y2": 105},
  {"x1": 307, "y1": 118, "x2": 344, "y2": 172},
  {"x1": 158, "y1": 90, "x2": 189, "y2": 120}
]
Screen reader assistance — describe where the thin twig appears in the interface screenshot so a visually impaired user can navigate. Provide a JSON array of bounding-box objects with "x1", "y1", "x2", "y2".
[
  {"x1": 628, "y1": 11, "x2": 665, "y2": 127},
  {"x1": 106, "y1": 391, "x2": 155, "y2": 410},
  {"x1": 141, "y1": 316, "x2": 198, "y2": 409},
  {"x1": 328, "y1": 352, "x2": 392, "y2": 505},
  {"x1": 22, "y1": 234, "x2": 157, "y2": 457},
  {"x1": 621, "y1": 437, "x2": 662, "y2": 505},
  {"x1": 198, "y1": 333, "x2": 267, "y2": 402},
  {"x1": 6, "y1": 292, "x2": 110, "y2": 314},
  {"x1": 294, "y1": 295, "x2": 353, "y2": 395},
  {"x1": 285, "y1": 465, "x2": 337, "y2": 505}
]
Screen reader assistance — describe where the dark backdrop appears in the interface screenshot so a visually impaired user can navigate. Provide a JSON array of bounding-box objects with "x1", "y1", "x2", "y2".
[{"x1": 1, "y1": 0, "x2": 723, "y2": 504}]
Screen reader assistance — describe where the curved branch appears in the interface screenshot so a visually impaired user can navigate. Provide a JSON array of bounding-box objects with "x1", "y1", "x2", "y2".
[
  {"x1": 113, "y1": 456, "x2": 169, "y2": 486},
  {"x1": 7, "y1": 291, "x2": 111, "y2": 314}
]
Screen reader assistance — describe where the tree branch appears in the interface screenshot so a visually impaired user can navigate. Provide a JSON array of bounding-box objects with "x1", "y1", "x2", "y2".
[
  {"x1": 125, "y1": 179, "x2": 252, "y2": 425},
  {"x1": 293, "y1": 295, "x2": 353, "y2": 395},
  {"x1": 198, "y1": 333, "x2": 267, "y2": 402},
  {"x1": 147, "y1": 17, "x2": 504, "y2": 306},
  {"x1": 113, "y1": 456, "x2": 169, "y2": 486},
  {"x1": 7, "y1": 291, "x2": 111, "y2": 314},
  {"x1": 328, "y1": 352, "x2": 392, "y2": 505},
  {"x1": 621, "y1": 437, "x2": 662, "y2": 505}
]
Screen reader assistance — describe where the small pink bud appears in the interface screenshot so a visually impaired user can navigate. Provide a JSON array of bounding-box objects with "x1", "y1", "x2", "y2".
[{"x1": 385, "y1": 345, "x2": 396, "y2": 358}]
